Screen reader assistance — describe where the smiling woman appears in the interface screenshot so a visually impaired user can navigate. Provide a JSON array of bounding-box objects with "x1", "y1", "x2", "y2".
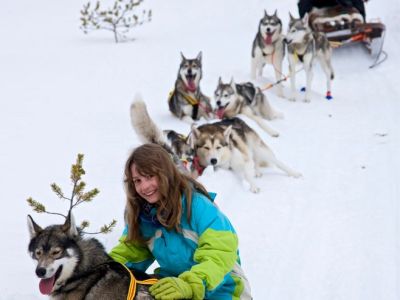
[
  {"x1": 109, "y1": 143, "x2": 252, "y2": 299},
  {"x1": 131, "y1": 166, "x2": 160, "y2": 204}
]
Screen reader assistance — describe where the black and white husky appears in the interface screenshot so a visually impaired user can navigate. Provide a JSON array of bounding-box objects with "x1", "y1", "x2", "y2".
[
  {"x1": 285, "y1": 13, "x2": 335, "y2": 102},
  {"x1": 214, "y1": 77, "x2": 283, "y2": 137},
  {"x1": 27, "y1": 214, "x2": 154, "y2": 299},
  {"x1": 251, "y1": 10, "x2": 286, "y2": 97},
  {"x1": 168, "y1": 52, "x2": 213, "y2": 122}
]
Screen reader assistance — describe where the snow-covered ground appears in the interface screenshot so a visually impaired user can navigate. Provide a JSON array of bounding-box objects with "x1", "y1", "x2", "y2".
[{"x1": 1, "y1": 0, "x2": 399, "y2": 299}]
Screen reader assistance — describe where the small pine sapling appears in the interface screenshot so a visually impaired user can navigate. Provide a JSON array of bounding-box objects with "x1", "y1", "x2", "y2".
[{"x1": 27, "y1": 154, "x2": 116, "y2": 235}]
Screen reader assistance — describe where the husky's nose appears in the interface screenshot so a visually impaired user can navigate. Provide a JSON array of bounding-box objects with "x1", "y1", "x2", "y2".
[
  {"x1": 216, "y1": 100, "x2": 221, "y2": 106},
  {"x1": 210, "y1": 158, "x2": 218, "y2": 165},
  {"x1": 266, "y1": 27, "x2": 271, "y2": 33},
  {"x1": 36, "y1": 267, "x2": 46, "y2": 278}
]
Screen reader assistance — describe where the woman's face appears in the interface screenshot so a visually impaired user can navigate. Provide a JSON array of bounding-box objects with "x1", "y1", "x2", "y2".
[{"x1": 131, "y1": 164, "x2": 160, "y2": 204}]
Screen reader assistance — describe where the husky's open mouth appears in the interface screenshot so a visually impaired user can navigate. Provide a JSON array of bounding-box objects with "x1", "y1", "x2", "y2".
[
  {"x1": 39, "y1": 265, "x2": 63, "y2": 295},
  {"x1": 215, "y1": 103, "x2": 229, "y2": 119},
  {"x1": 264, "y1": 30, "x2": 276, "y2": 44},
  {"x1": 185, "y1": 73, "x2": 197, "y2": 92}
]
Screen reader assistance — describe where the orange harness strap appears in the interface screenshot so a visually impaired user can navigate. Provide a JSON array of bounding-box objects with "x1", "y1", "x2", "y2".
[{"x1": 119, "y1": 263, "x2": 158, "y2": 300}]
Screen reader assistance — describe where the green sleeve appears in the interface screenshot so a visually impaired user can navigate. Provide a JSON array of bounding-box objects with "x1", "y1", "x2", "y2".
[
  {"x1": 186, "y1": 228, "x2": 238, "y2": 291},
  {"x1": 109, "y1": 233, "x2": 155, "y2": 272}
]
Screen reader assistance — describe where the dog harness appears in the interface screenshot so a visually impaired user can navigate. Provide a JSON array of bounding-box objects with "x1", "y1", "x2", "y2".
[
  {"x1": 168, "y1": 89, "x2": 199, "y2": 105},
  {"x1": 119, "y1": 262, "x2": 158, "y2": 300},
  {"x1": 56, "y1": 261, "x2": 157, "y2": 298},
  {"x1": 168, "y1": 89, "x2": 212, "y2": 120}
]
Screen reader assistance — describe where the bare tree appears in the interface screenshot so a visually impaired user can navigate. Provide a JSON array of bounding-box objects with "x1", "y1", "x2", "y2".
[{"x1": 80, "y1": 0, "x2": 152, "y2": 43}]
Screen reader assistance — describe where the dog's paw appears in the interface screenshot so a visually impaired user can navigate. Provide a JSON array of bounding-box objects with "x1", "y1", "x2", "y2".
[
  {"x1": 250, "y1": 186, "x2": 260, "y2": 193},
  {"x1": 288, "y1": 96, "x2": 296, "y2": 102},
  {"x1": 255, "y1": 171, "x2": 263, "y2": 178},
  {"x1": 290, "y1": 171, "x2": 302, "y2": 178},
  {"x1": 304, "y1": 98, "x2": 311, "y2": 103}
]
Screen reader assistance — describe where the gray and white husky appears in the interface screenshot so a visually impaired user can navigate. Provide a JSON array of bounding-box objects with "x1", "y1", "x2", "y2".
[
  {"x1": 27, "y1": 214, "x2": 154, "y2": 299},
  {"x1": 190, "y1": 118, "x2": 302, "y2": 193},
  {"x1": 214, "y1": 77, "x2": 283, "y2": 137},
  {"x1": 285, "y1": 13, "x2": 335, "y2": 102},
  {"x1": 251, "y1": 10, "x2": 286, "y2": 97},
  {"x1": 168, "y1": 51, "x2": 213, "y2": 122}
]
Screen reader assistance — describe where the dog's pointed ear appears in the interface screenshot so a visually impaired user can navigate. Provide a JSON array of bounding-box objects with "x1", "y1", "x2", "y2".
[
  {"x1": 289, "y1": 12, "x2": 295, "y2": 22},
  {"x1": 187, "y1": 132, "x2": 194, "y2": 150},
  {"x1": 229, "y1": 77, "x2": 236, "y2": 92},
  {"x1": 180, "y1": 52, "x2": 186, "y2": 61},
  {"x1": 223, "y1": 125, "x2": 233, "y2": 141},
  {"x1": 264, "y1": 9, "x2": 268, "y2": 17},
  {"x1": 189, "y1": 124, "x2": 200, "y2": 149},
  {"x1": 27, "y1": 215, "x2": 43, "y2": 238},
  {"x1": 218, "y1": 76, "x2": 223, "y2": 85},
  {"x1": 302, "y1": 13, "x2": 309, "y2": 26},
  {"x1": 273, "y1": 9, "x2": 278, "y2": 17},
  {"x1": 196, "y1": 51, "x2": 202, "y2": 62},
  {"x1": 62, "y1": 212, "x2": 79, "y2": 238}
]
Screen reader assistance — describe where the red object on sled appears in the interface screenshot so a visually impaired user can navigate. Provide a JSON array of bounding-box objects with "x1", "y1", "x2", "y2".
[{"x1": 307, "y1": 5, "x2": 387, "y2": 68}]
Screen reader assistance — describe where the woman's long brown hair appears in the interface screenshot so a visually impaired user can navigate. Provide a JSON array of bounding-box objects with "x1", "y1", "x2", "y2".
[{"x1": 124, "y1": 143, "x2": 209, "y2": 243}]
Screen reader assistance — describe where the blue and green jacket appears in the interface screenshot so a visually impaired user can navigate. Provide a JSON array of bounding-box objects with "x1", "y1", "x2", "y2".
[{"x1": 109, "y1": 191, "x2": 251, "y2": 299}]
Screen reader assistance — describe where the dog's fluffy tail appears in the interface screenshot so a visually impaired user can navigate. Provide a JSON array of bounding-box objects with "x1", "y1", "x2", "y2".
[
  {"x1": 130, "y1": 94, "x2": 186, "y2": 170},
  {"x1": 130, "y1": 94, "x2": 168, "y2": 148}
]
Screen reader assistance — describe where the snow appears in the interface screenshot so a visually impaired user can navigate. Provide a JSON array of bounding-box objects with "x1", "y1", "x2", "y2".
[{"x1": 1, "y1": 0, "x2": 399, "y2": 299}]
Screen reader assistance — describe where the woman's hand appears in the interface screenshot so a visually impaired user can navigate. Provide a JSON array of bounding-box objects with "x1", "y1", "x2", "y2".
[{"x1": 149, "y1": 277, "x2": 192, "y2": 299}]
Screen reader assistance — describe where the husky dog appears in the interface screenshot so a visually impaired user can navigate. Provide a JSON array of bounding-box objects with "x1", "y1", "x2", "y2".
[
  {"x1": 190, "y1": 118, "x2": 302, "y2": 193},
  {"x1": 130, "y1": 97, "x2": 300, "y2": 191},
  {"x1": 285, "y1": 13, "x2": 335, "y2": 102},
  {"x1": 27, "y1": 214, "x2": 154, "y2": 299},
  {"x1": 214, "y1": 77, "x2": 283, "y2": 138},
  {"x1": 168, "y1": 52, "x2": 213, "y2": 122},
  {"x1": 251, "y1": 10, "x2": 286, "y2": 97},
  {"x1": 131, "y1": 97, "x2": 196, "y2": 175}
]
